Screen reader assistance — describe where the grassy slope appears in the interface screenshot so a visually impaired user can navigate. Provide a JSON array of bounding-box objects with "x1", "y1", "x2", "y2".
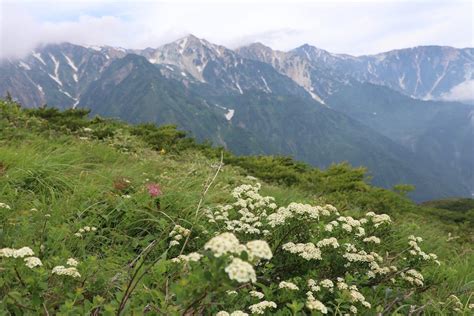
[{"x1": 0, "y1": 100, "x2": 472, "y2": 313}]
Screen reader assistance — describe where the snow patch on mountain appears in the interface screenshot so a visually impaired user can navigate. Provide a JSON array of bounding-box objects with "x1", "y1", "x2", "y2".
[
  {"x1": 225, "y1": 109, "x2": 235, "y2": 121},
  {"x1": 37, "y1": 84, "x2": 44, "y2": 95},
  {"x1": 235, "y1": 82, "x2": 243, "y2": 94},
  {"x1": 64, "y1": 54, "x2": 78, "y2": 72},
  {"x1": 59, "y1": 88, "x2": 73, "y2": 99},
  {"x1": 179, "y1": 37, "x2": 188, "y2": 54},
  {"x1": 48, "y1": 54, "x2": 63, "y2": 86},
  {"x1": 32, "y1": 52, "x2": 46, "y2": 66},
  {"x1": 260, "y1": 76, "x2": 272, "y2": 93},
  {"x1": 398, "y1": 73, "x2": 406, "y2": 89},
  {"x1": 19, "y1": 61, "x2": 31, "y2": 70}
]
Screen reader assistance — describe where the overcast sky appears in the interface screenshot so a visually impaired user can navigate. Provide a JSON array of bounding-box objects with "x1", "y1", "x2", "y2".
[{"x1": 1, "y1": 0, "x2": 472, "y2": 59}]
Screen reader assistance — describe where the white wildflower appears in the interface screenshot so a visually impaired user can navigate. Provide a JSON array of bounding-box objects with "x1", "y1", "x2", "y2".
[
  {"x1": 1, "y1": 247, "x2": 35, "y2": 258},
  {"x1": 169, "y1": 240, "x2": 180, "y2": 247},
  {"x1": 24, "y1": 256, "x2": 42, "y2": 268},
  {"x1": 279, "y1": 281, "x2": 299, "y2": 290},
  {"x1": 248, "y1": 301, "x2": 277, "y2": 314},
  {"x1": 52, "y1": 265, "x2": 81, "y2": 278},
  {"x1": 320, "y1": 279, "x2": 334, "y2": 289},
  {"x1": 0, "y1": 202, "x2": 11, "y2": 209},
  {"x1": 205, "y1": 232, "x2": 240, "y2": 257},
  {"x1": 350, "y1": 290, "x2": 366, "y2": 303},
  {"x1": 172, "y1": 252, "x2": 202, "y2": 263},
  {"x1": 250, "y1": 290, "x2": 265, "y2": 299},
  {"x1": 245, "y1": 240, "x2": 272, "y2": 260},
  {"x1": 317, "y1": 237, "x2": 339, "y2": 248},
  {"x1": 225, "y1": 258, "x2": 256, "y2": 283},
  {"x1": 363, "y1": 236, "x2": 381, "y2": 244},
  {"x1": 66, "y1": 258, "x2": 79, "y2": 267},
  {"x1": 306, "y1": 292, "x2": 328, "y2": 314},
  {"x1": 282, "y1": 242, "x2": 321, "y2": 260}
]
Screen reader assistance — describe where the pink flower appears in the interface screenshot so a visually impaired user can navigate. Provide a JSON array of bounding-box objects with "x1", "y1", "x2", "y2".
[{"x1": 147, "y1": 183, "x2": 162, "y2": 198}]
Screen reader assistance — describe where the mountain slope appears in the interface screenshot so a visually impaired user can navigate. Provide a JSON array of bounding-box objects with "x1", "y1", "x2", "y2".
[
  {"x1": 1, "y1": 38, "x2": 473, "y2": 201},
  {"x1": 78, "y1": 54, "x2": 469, "y2": 201},
  {"x1": 0, "y1": 43, "x2": 126, "y2": 108},
  {"x1": 237, "y1": 43, "x2": 474, "y2": 103},
  {"x1": 325, "y1": 82, "x2": 474, "y2": 195}
]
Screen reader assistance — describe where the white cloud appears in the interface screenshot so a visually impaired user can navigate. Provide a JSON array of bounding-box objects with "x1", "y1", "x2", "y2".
[
  {"x1": 0, "y1": 0, "x2": 472, "y2": 59},
  {"x1": 441, "y1": 80, "x2": 474, "y2": 102}
]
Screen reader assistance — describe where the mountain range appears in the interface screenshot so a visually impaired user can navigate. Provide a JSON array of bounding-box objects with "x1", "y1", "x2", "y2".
[{"x1": 1, "y1": 35, "x2": 473, "y2": 201}]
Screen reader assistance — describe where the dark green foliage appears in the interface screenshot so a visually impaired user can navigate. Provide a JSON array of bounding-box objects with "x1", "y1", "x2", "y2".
[
  {"x1": 131, "y1": 123, "x2": 194, "y2": 152},
  {"x1": 26, "y1": 106, "x2": 91, "y2": 131}
]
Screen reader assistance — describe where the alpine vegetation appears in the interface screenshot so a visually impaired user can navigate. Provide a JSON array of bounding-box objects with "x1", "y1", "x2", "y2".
[{"x1": 0, "y1": 99, "x2": 472, "y2": 314}]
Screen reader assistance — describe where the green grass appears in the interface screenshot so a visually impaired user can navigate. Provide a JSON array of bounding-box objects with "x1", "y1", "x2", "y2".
[{"x1": 0, "y1": 100, "x2": 472, "y2": 314}]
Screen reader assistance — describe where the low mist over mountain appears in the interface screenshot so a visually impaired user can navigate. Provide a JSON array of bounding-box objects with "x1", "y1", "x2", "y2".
[{"x1": 1, "y1": 35, "x2": 473, "y2": 201}]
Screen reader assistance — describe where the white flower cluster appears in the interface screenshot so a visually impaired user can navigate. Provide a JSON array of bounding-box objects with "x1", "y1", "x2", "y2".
[
  {"x1": 401, "y1": 269, "x2": 424, "y2": 287},
  {"x1": 203, "y1": 233, "x2": 273, "y2": 284},
  {"x1": 306, "y1": 291, "x2": 328, "y2": 314},
  {"x1": 337, "y1": 216, "x2": 363, "y2": 231},
  {"x1": 0, "y1": 246, "x2": 43, "y2": 269},
  {"x1": 267, "y1": 203, "x2": 338, "y2": 228},
  {"x1": 66, "y1": 258, "x2": 79, "y2": 267},
  {"x1": 249, "y1": 290, "x2": 265, "y2": 299},
  {"x1": 309, "y1": 277, "x2": 371, "y2": 311},
  {"x1": 171, "y1": 252, "x2": 202, "y2": 263},
  {"x1": 204, "y1": 232, "x2": 272, "y2": 262},
  {"x1": 204, "y1": 232, "x2": 241, "y2": 257},
  {"x1": 350, "y1": 305, "x2": 358, "y2": 314},
  {"x1": 245, "y1": 240, "x2": 273, "y2": 261},
  {"x1": 446, "y1": 295, "x2": 467, "y2": 313},
  {"x1": 205, "y1": 184, "x2": 276, "y2": 235},
  {"x1": 365, "y1": 212, "x2": 391, "y2": 227},
  {"x1": 248, "y1": 301, "x2": 277, "y2": 314},
  {"x1": 0, "y1": 202, "x2": 11, "y2": 209},
  {"x1": 74, "y1": 225, "x2": 97, "y2": 238},
  {"x1": 307, "y1": 279, "x2": 321, "y2": 292},
  {"x1": 24, "y1": 256, "x2": 43, "y2": 269},
  {"x1": 169, "y1": 224, "x2": 191, "y2": 247},
  {"x1": 225, "y1": 258, "x2": 256, "y2": 283},
  {"x1": 216, "y1": 311, "x2": 249, "y2": 316},
  {"x1": 317, "y1": 237, "x2": 340, "y2": 248},
  {"x1": 363, "y1": 236, "x2": 381, "y2": 244},
  {"x1": 52, "y1": 266, "x2": 81, "y2": 278},
  {"x1": 52, "y1": 258, "x2": 81, "y2": 278},
  {"x1": 282, "y1": 242, "x2": 322, "y2": 260},
  {"x1": 320, "y1": 279, "x2": 334, "y2": 291},
  {"x1": 0, "y1": 246, "x2": 34, "y2": 258},
  {"x1": 279, "y1": 281, "x2": 299, "y2": 290},
  {"x1": 407, "y1": 235, "x2": 440, "y2": 264},
  {"x1": 343, "y1": 250, "x2": 374, "y2": 263}
]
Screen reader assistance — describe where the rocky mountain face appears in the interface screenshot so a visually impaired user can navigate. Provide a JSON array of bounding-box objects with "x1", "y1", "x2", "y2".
[
  {"x1": 237, "y1": 43, "x2": 474, "y2": 103},
  {"x1": 0, "y1": 43, "x2": 129, "y2": 108},
  {"x1": 1, "y1": 36, "x2": 473, "y2": 201}
]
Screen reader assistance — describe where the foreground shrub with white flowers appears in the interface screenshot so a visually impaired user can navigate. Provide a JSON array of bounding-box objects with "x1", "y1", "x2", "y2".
[
  {"x1": 159, "y1": 184, "x2": 442, "y2": 315},
  {"x1": 0, "y1": 99, "x2": 472, "y2": 314}
]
